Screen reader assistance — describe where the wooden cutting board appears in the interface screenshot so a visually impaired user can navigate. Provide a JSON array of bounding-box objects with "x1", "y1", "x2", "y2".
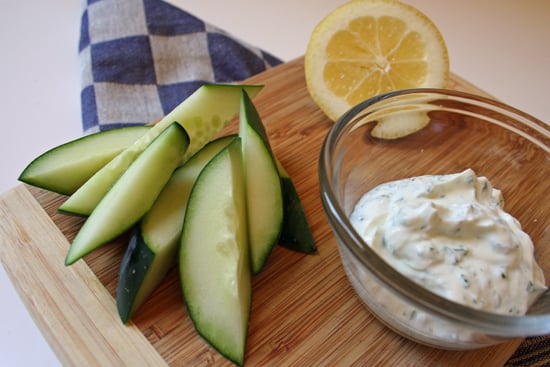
[{"x1": 0, "y1": 58, "x2": 523, "y2": 366}]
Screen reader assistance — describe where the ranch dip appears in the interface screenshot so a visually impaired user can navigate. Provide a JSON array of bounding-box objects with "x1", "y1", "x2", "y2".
[{"x1": 350, "y1": 169, "x2": 546, "y2": 315}]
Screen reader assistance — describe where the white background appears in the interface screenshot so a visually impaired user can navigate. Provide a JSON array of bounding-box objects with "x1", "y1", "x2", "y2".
[{"x1": 1, "y1": 0, "x2": 549, "y2": 365}]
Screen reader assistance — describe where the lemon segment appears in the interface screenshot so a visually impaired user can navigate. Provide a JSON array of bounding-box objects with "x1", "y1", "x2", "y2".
[{"x1": 305, "y1": 0, "x2": 449, "y2": 123}]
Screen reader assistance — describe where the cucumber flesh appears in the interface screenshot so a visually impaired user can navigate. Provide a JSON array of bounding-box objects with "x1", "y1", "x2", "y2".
[
  {"x1": 276, "y1": 160, "x2": 317, "y2": 254},
  {"x1": 116, "y1": 135, "x2": 235, "y2": 322},
  {"x1": 65, "y1": 123, "x2": 189, "y2": 265},
  {"x1": 59, "y1": 84, "x2": 263, "y2": 216},
  {"x1": 141, "y1": 135, "x2": 236, "y2": 248},
  {"x1": 18, "y1": 126, "x2": 150, "y2": 195},
  {"x1": 239, "y1": 90, "x2": 283, "y2": 274},
  {"x1": 179, "y1": 138, "x2": 250, "y2": 367}
]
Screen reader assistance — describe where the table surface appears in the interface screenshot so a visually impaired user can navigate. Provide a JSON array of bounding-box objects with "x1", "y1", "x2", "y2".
[{"x1": 1, "y1": 1, "x2": 548, "y2": 365}]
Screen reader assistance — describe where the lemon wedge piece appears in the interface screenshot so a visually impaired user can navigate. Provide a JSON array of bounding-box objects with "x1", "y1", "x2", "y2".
[{"x1": 305, "y1": 0, "x2": 449, "y2": 122}]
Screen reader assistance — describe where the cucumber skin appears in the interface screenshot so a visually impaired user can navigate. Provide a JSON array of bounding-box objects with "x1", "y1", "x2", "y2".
[
  {"x1": 18, "y1": 125, "x2": 150, "y2": 195},
  {"x1": 117, "y1": 228, "x2": 156, "y2": 323},
  {"x1": 274, "y1": 159, "x2": 317, "y2": 253},
  {"x1": 59, "y1": 84, "x2": 263, "y2": 216},
  {"x1": 116, "y1": 135, "x2": 236, "y2": 323},
  {"x1": 279, "y1": 175, "x2": 317, "y2": 253},
  {"x1": 65, "y1": 123, "x2": 189, "y2": 265},
  {"x1": 180, "y1": 138, "x2": 250, "y2": 367}
]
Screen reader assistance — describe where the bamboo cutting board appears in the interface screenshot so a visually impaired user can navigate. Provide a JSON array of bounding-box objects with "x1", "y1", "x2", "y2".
[{"x1": 0, "y1": 58, "x2": 524, "y2": 366}]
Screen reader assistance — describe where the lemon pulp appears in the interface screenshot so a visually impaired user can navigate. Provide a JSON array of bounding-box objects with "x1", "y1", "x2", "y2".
[{"x1": 305, "y1": 0, "x2": 449, "y2": 122}]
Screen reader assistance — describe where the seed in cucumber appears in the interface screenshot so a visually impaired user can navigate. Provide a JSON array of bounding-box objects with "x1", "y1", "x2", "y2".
[
  {"x1": 276, "y1": 160, "x2": 317, "y2": 253},
  {"x1": 65, "y1": 122, "x2": 189, "y2": 265},
  {"x1": 59, "y1": 83, "x2": 263, "y2": 216},
  {"x1": 239, "y1": 90, "x2": 283, "y2": 274},
  {"x1": 116, "y1": 135, "x2": 235, "y2": 323},
  {"x1": 179, "y1": 137, "x2": 250, "y2": 367},
  {"x1": 18, "y1": 125, "x2": 150, "y2": 195}
]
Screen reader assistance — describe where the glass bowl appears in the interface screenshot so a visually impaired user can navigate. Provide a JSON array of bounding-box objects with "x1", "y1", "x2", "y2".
[{"x1": 319, "y1": 88, "x2": 550, "y2": 350}]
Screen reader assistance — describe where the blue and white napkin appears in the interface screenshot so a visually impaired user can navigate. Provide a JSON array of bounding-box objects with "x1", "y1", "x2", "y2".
[{"x1": 78, "y1": 0, "x2": 282, "y2": 134}]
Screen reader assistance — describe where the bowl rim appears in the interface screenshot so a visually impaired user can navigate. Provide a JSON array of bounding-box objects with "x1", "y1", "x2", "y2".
[{"x1": 318, "y1": 88, "x2": 550, "y2": 337}]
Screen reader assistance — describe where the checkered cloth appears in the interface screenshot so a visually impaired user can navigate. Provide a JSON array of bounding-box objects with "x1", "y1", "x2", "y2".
[
  {"x1": 78, "y1": 0, "x2": 282, "y2": 134},
  {"x1": 77, "y1": 0, "x2": 548, "y2": 365}
]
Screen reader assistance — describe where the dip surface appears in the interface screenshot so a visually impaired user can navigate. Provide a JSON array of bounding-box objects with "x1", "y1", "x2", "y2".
[{"x1": 350, "y1": 169, "x2": 546, "y2": 315}]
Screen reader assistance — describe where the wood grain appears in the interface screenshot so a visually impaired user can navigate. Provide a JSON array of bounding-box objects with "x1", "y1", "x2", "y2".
[
  {"x1": 0, "y1": 58, "x2": 526, "y2": 366},
  {"x1": 0, "y1": 186, "x2": 166, "y2": 366}
]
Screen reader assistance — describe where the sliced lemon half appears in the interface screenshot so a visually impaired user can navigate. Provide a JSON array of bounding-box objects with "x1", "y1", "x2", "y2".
[{"x1": 305, "y1": 0, "x2": 449, "y2": 123}]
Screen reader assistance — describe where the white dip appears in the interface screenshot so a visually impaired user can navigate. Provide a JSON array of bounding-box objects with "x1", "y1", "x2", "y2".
[{"x1": 350, "y1": 168, "x2": 546, "y2": 315}]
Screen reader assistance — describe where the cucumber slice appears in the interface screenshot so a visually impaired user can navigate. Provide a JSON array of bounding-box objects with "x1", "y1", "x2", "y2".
[
  {"x1": 65, "y1": 122, "x2": 189, "y2": 265},
  {"x1": 239, "y1": 90, "x2": 283, "y2": 274},
  {"x1": 276, "y1": 160, "x2": 317, "y2": 254},
  {"x1": 18, "y1": 125, "x2": 150, "y2": 195},
  {"x1": 180, "y1": 138, "x2": 250, "y2": 367},
  {"x1": 59, "y1": 84, "x2": 263, "y2": 216},
  {"x1": 116, "y1": 135, "x2": 235, "y2": 323}
]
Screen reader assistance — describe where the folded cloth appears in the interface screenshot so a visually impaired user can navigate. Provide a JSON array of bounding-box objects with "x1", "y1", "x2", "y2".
[
  {"x1": 78, "y1": 1, "x2": 547, "y2": 365},
  {"x1": 78, "y1": 0, "x2": 282, "y2": 134}
]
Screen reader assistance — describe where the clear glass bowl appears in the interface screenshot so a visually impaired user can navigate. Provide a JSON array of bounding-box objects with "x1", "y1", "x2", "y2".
[{"x1": 319, "y1": 88, "x2": 550, "y2": 350}]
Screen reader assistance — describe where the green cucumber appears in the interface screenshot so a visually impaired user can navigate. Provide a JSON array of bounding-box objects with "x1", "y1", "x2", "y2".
[
  {"x1": 59, "y1": 84, "x2": 263, "y2": 216},
  {"x1": 239, "y1": 90, "x2": 283, "y2": 274},
  {"x1": 116, "y1": 135, "x2": 235, "y2": 323},
  {"x1": 18, "y1": 125, "x2": 150, "y2": 195},
  {"x1": 65, "y1": 123, "x2": 189, "y2": 265},
  {"x1": 179, "y1": 138, "x2": 250, "y2": 367},
  {"x1": 276, "y1": 161, "x2": 317, "y2": 253}
]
